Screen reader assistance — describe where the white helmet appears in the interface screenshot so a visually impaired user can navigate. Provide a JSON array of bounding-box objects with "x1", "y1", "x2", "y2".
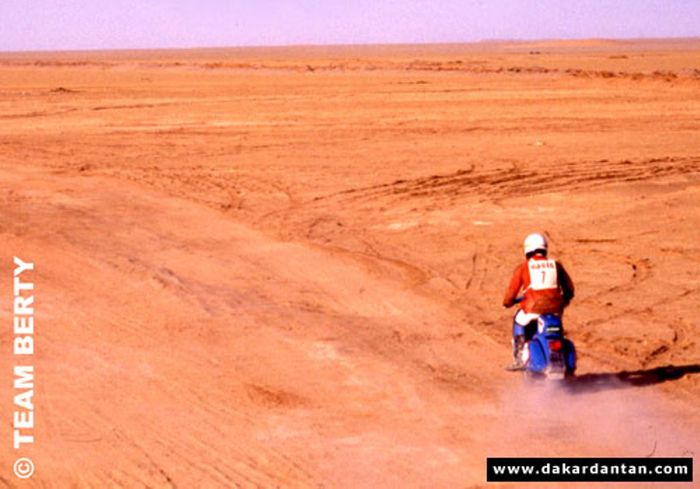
[{"x1": 523, "y1": 233, "x2": 548, "y2": 256}]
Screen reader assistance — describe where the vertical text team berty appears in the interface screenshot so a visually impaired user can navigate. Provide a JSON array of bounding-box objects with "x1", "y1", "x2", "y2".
[{"x1": 14, "y1": 256, "x2": 35, "y2": 450}]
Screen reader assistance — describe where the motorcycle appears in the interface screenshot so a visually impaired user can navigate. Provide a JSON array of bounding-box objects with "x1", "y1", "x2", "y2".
[{"x1": 513, "y1": 298, "x2": 576, "y2": 380}]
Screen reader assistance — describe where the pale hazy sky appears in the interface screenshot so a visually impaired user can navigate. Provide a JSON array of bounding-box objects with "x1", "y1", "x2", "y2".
[{"x1": 2, "y1": 0, "x2": 699, "y2": 52}]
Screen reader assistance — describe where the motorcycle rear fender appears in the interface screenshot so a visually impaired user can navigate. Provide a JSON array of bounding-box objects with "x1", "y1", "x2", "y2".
[{"x1": 526, "y1": 336, "x2": 549, "y2": 373}]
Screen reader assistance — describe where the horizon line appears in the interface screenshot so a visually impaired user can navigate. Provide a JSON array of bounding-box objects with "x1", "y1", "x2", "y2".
[{"x1": 2, "y1": 35, "x2": 699, "y2": 56}]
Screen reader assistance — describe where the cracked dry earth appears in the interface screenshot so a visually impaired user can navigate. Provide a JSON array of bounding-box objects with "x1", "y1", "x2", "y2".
[{"x1": 0, "y1": 39, "x2": 699, "y2": 488}]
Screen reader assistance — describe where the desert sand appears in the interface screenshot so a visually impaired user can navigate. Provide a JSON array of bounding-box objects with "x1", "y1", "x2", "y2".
[{"x1": 0, "y1": 39, "x2": 699, "y2": 488}]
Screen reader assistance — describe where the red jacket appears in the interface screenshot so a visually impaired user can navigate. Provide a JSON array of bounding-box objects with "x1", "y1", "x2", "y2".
[{"x1": 503, "y1": 254, "x2": 574, "y2": 314}]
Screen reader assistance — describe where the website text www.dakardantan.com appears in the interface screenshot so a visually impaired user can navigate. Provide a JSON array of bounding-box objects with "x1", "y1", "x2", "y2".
[{"x1": 487, "y1": 457, "x2": 693, "y2": 482}]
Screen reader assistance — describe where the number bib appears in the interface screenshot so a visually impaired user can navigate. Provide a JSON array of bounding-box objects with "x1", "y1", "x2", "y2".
[{"x1": 528, "y1": 259, "x2": 558, "y2": 290}]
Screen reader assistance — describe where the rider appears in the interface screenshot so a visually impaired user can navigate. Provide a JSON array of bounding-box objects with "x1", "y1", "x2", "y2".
[{"x1": 503, "y1": 233, "x2": 575, "y2": 370}]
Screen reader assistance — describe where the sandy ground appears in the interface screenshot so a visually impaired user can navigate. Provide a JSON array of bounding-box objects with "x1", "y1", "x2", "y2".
[{"x1": 0, "y1": 39, "x2": 699, "y2": 488}]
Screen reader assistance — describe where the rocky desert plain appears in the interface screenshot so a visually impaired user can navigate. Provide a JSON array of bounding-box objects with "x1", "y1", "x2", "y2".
[{"x1": 0, "y1": 38, "x2": 699, "y2": 488}]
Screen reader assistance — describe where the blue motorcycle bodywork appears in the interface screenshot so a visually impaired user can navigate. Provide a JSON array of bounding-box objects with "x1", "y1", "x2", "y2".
[{"x1": 526, "y1": 314, "x2": 576, "y2": 375}]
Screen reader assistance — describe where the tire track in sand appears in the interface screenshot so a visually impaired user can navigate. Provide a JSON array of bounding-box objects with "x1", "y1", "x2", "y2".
[{"x1": 314, "y1": 156, "x2": 700, "y2": 205}]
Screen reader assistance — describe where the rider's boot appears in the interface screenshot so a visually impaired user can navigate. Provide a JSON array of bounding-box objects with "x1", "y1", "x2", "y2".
[{"x1": 505, "y1": 323, "x2": 527, "y2": 371}]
